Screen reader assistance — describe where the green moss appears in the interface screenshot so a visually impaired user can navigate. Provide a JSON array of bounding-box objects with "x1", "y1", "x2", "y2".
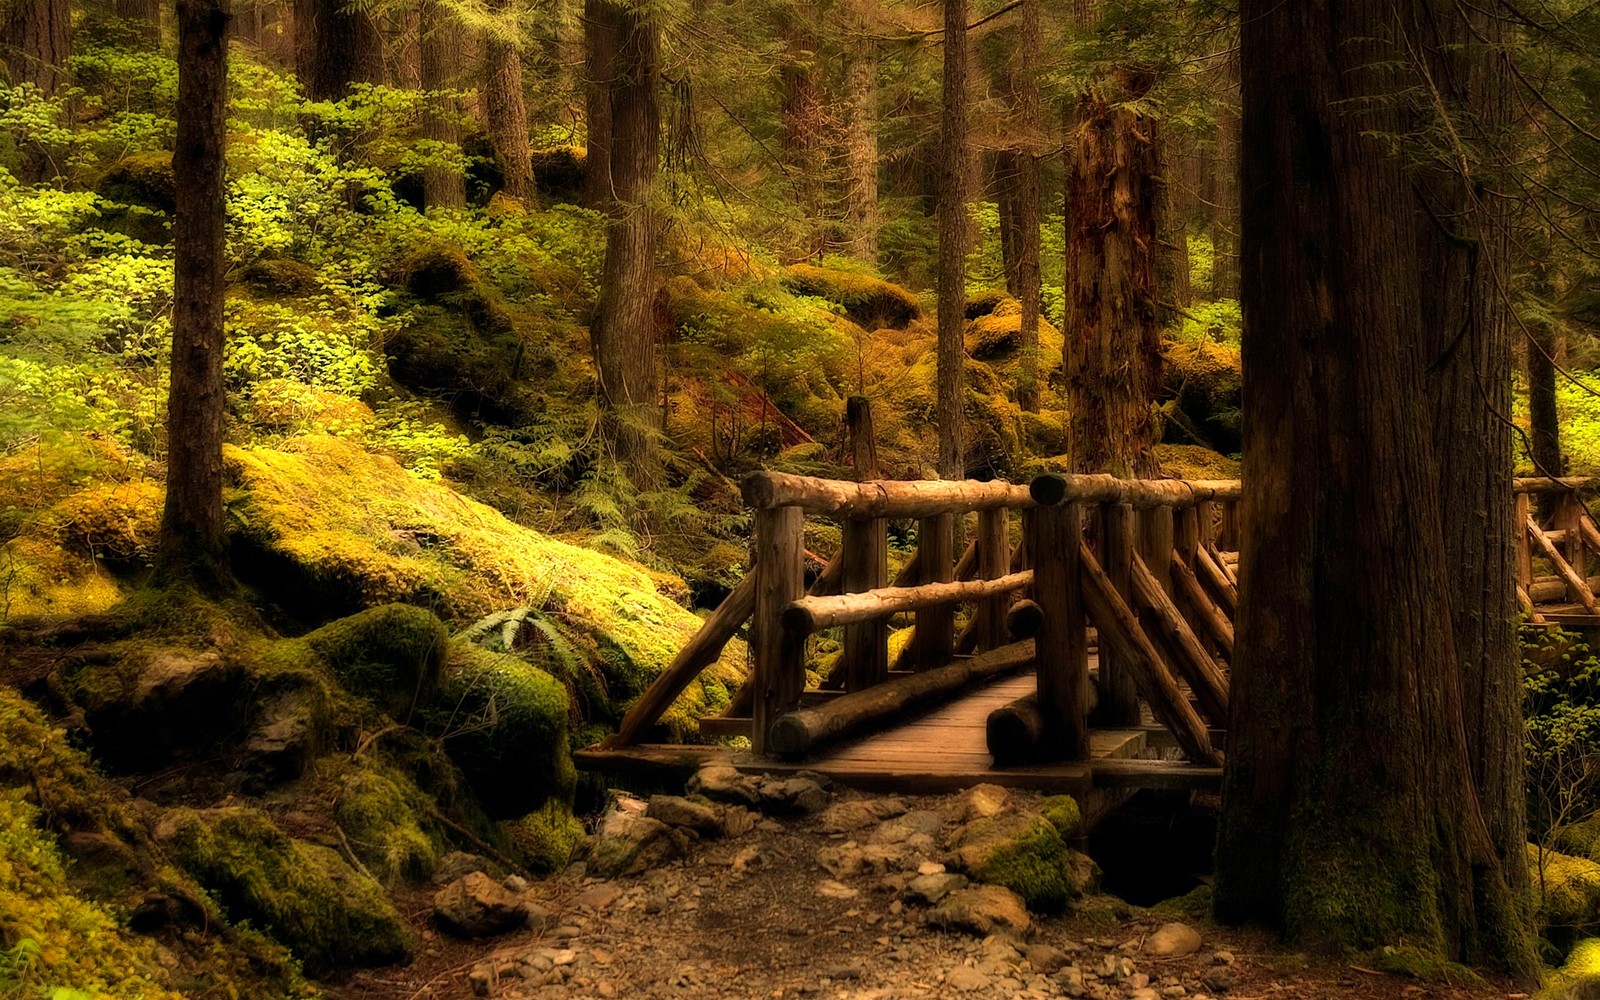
[
  {"x1": 334, "y1": 766, "x2": 441, "y2": 886},
  {"x1": 780, "y1": 264, "x2": 922, "y2": 329},
  {"x1": 0, "y1": 536, "x2": 126, "y2": 622},
  {"x1": 1162, "y1": 339, "x2": 1242, "y2": 454},
  {"x1": 1040, "y1": 796, "x2": 1081, "y2": 838},
  {"x1": 1148, "y1": 884, "x2": 1214, "y2": 921},
  {"x1": 1534, "y1": 845, "x2": 1600, "y2": 945},
  {"x1": 1154, "y1": 443, "x2": 1240, "y2": 480},
  {"x1": 956, "y1": 814, "x2": 1083, "y2": 913},
  {"x1": 158, "y1": 806, "x2": 416, "y2": 975},
  {"x1": 1360, "y1": 945, "x2": 1484, "y2": 987},
  {"x1": 226, "y1": 436, "x2": 744, "y2": 737},
  {"x1": 500, "y1": 800, "x2": 585, "y2": 874},
  {"x1": 1540, "y1": 937, "x2": 1600, "y2": 999},
  {"x1": 425, "y1": 643, "x2": 576, "y2": 819},
  {"x1": 303, "y1": 603, "x2": 448, "y2": 720}
]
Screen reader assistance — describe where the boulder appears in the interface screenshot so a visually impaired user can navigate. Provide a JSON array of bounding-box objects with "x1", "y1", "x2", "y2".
[
  {"x1": 303, "y1": 604, "x2": 448, "y2": 721},
  {"x1": 756, "y1": 775, "x2": 830, "y2": 815},
  {"x1": 241, "y1": 684, "x2": 330, "y2": 785},
  {"x1": 904, "y1": 872, "x2": 968, "y2": 906},
  {"x1": 954, "y1": 784, "x2": 1011, "y2": 822},
  {"x1": 1539, "y1": 938, "x2": 1600, "y2": 1000},
  {"x1": 928, "y1": 885, "x2": 1031, "y2": 936},
  {"x1": 433, "y1": 872, "x2": 528, "y2": 938},
  {"x1": 1161, "y1": 340, "x2": 1242, "y2": 454},
  {"x1": 68, "y1": 647, "x2": 252, "y2": 770},
  {"x1": 949, "y1": 812, "x2": 1094, "y2": 912},
  {"x1": 818, "y1": 797, "x2": 908, "y2": 834},
  {"x1": 588, "y1": 814, "x2": 687, "y2": 878},
  {"x1": 780, "y1": 264, "x2": 922, "y2": 330},
  {"x1": 646, "y1": 795, "x2": 723, "y2": 836},
  {"x1": 1143, "y1": 921, "x2": 1202, "y2": 958},
  {"x1": 434, "y1": 851, "x2": 490, "y2": 884},
  {"x1": 688, "y1": 765, "x2": 761, "y2": 806}
]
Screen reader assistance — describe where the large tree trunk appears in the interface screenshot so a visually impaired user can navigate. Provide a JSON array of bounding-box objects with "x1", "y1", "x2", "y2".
[
  {"x1": 780, "y1": 2, "x2": 827, "y2": 259},
  {"x1": 1412, "y1": 1, "x2": 1529, "y2": 902},
  {"x1": 840, "y1": 4, "x2": 878, "y2": 264},
  {"x1": 482, "y1": 0, "x2": 532, "y2": 202},
  {"x1": 1062, "y1": 67, "x2": 1163, "y2": 476},
  {"x1": 935, "y1": 0, "x2": 969, "y2": 480},
  {"x1": 1528, "y1": 272, "x2": 1565, "y2": 480},
  {"x1": 419, "y1": 0, "x2": 466, "y2": 211},
  {"x1": 591, "y1": 3, "x2": 661, "y2": 485},
  {"x1": 113, "y1": 0, "x2": 162, "y2": 45},
  {"x1": 1002, "y1": 0, "x2": 1041, "y2": 412},
  {"x1": 1213, "y1": 0, "x2": 1534, "y2": 970},
  {"x1": 582, "y1": 0, "x2": 616, "y2": 210},
  {"x1": 159, "y1": 0, "x2": 232, "y2": 592},
  {"x1": 296, "y1": 0, "x2": 384, "y2": 100},
  {"x1": 2, "y1": 0, "x2": 71, "y2": 95}
]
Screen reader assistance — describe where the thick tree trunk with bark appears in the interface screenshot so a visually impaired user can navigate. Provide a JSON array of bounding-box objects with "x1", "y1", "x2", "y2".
[
  {"x1": 591, "y1": 3, "x2": 661, "y2": 484},
  {"x1": 582, "y1": 0, "x2": 616, "y2": 210},
  {"x1": 1528, "y1": 269, "x2": 1565, "y2": 480},
  {"x1": 159, "y1": 0, "x2": 232, "y2": 591},
  {"x1": 840, "y1": 6, "x2": 878, "y2": 264},
  {"x1": 1063, "y1": 68, "x2": 1163, "y2": 476},
  {"x1": 1410, "y1": 0, "x2": 1529, "y2": 905},
  {"x1": 935, "y1": 0, "x2": 968, "y2": 480},
  {"x1": 1214, "y1": 0, "x2": 1534, "y2": 971},
  {"x1": 2, "y1": 0, "x2": 71, "y2": 94},
  {"x1": 482, "y1": 0, "x2": 532, "y2": 201},
  {"x1": 296, "y1": 0, "x2": 384, "y2": 99},
  {"x1": 780, "y1": 3, "x2": 827, "y2": 258},
  {"x1": 419, "y1": 0, "x2": 466, "y2": 211},
  {"x1": 113, "y1": 0, "x2": 162, "y2": 45}
]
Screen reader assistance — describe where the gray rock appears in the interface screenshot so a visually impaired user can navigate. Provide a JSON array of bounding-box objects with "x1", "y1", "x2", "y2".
[
  {"x1": 434, "y1": 872, "x2": 525, "y2": 937},
  {"x1": 868, "y1": 810, "x2": 944, "y2": 845},
  {"x1": 1201, "y1": 968, "x2": 1236, "y2": 993},
  {"x1": 1144, "y1": 921, "x2": 1202, "y2": 958},
  {"x1": 903, "y1": 872, "x2": 968, "y2": 906},
  {"x1": 1054, "y1": 966, "x2": 1086, "y2": 997},
  {"x1": 646, "y1": 795, "x2": 723, "y2": 836},
  {"x1": 687, "y1": 765, "x2": 760, "y2": 806},
  {"x1": 434, "y1": 851, "x2": 489, "y2": 883},
  {"x1": 818, "y1": 797, "x2": 909, "y2": 834},
  {"x1": 587, "y1": 815, "x2": 686, "y2": 878},
  {"x1": 927, "y1": 885, "x2": 1030, "y2": 936},
  {"x1": 757, "y1": 776, "x2": 829, "y2": 814},
  {"x1": 946, "y1": 966, "x2": 991, "y2": 992},
  {"x1": 1025, "y1": 943, "x2": 1070, "y2": 973},
  {"x1": 241, "y1": 686, "x2": 327, "y2": 785},
  {"x1": 954, "y1": 783, "x2": 1011, "y2": 822}
]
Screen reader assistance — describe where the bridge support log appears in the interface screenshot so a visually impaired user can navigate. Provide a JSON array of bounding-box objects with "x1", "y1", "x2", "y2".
[
  {"x1": 1079, "y1": 541, "x2": 1222, "y2": 767},
  {"x1": 1096, "y1": 502, "x2": 1141, "y2": 726},
  {"x1": 752, "y1": 506, "x2": 807, "y2": 755},
  {"x1": 1132, "y1": 556, "x2": 1230, "y2": 724},
  {"x1": 1171, "y1": 551, "x2": 1234, "y2": 661},
  {"x1": 976, "y1": 507, "x2": 1011, "y2": 652},
  {"x1": 843, "y1": 517, "x2": 889, "y2": 691},
  {"x1": 767, "y1": 640, "x2": 1036, "y2": 755},
  {"x1": 908, "y1": 513, "x2": 955, "y2": 670},
  {"x1": 1032, "y1": 501, "x2": 1091, "y2": 760},
  {"x1": 986, "y1": 688, "x2": 1102, "y2": 766}
]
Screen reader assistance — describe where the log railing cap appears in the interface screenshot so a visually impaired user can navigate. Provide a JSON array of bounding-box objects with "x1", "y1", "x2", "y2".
[
  {"x1": 1029, "y1": 473, "x2": 1243, "y2": 510},
  {"x1": 1515, "y1": 476, "x2": 1600, "y2": 495},
  {"x1": 742, "y1": 469, "x2": 1034, "y2": 518}
]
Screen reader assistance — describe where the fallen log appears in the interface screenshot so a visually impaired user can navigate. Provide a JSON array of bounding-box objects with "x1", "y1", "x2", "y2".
[
  {"x1": 766, "y1": 640, "x2": 1036, "y2": 755},
  {"x1": 1030, "y1": 473, "x2": 1241, "y2": 511}
]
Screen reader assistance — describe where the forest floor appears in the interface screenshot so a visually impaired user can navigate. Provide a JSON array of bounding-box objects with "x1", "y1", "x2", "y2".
[{"x1": 326, "y1": 784, "x2": 1527, "y2": 1000}]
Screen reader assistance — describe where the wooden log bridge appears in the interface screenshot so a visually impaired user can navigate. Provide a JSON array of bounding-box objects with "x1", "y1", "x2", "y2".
[{"x1": 577, "y1": 470, "x2": 1600, "y2": 807}]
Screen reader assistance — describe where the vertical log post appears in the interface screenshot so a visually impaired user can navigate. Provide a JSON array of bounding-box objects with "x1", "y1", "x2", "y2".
[
  {"x1": 1097, "y1": 501, "x2": 1140, "y2": 726},
  {"x1": 975, "y1": 507, "x2": 1010, "y2": 651},
  {"x1": 1515, "y1": 491, "x2": 1534, "y2": 604},
  {"x1": 1139, "y1": 504, "x2": 1175, "y2": 596},
  {"x1": 752, "y1": 506, "x2": 806, "y2": 755},
  {"x1": 910, "y1": 514, "x2": 955, "y2": 669},
  {"x1": 1218, "y1": 499, "x2": 1239, "y2": 551},
  {"x1": 1197, "y1": 499, "x2": 1218, "y2": 550},
  {"x1": 843, "y1": 515, "x2": 889, "y2": 691},
  {"x1": 1561, "y1": 493, "x2": 1588, "y2": 602},
  {"x1": 1031, "y1": 501, "x2": 1089, "y2": 760}
]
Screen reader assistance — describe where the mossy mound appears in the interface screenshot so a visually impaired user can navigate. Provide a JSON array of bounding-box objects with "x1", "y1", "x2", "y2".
[
  {"x1": 780, "y1": 264, "x2": 922, "y2": 330},
  {"x1": 303, "y1": 603, "x2": 448, "y2": 721},
  {"x1": 40, "y1": 481, "x2": 163, "y2": 565},
  {"x1": 1560, "y1": 816, "x2": 1600, "y2": 861},
  {"x1": 426, "y1": 643, "x2": 575, "y2": 819},
  {"x1": 950, "y1": 812, "x2": 1091, "y2": 913},
  {"x1": 0, "y1": 535, "x2": 127, "y2": 620},
  {"x1": 963, "y1": 298, "x2": 1064, "y2": 369},
  {"x1": 239, "y1": 258, "x2": 321, "y2": 298},
  {"x1": 334, "y1": 765, "x2": 443, "y2": 886},
  {"x1": 96, "y1": 151, "x2": 177, "y2": 212},
  {"x1": 1162, "y1": 339, "x2": 1242, "y2": 454},
  {"x1": 1540, "y1": 937, "x2": 1600, "y2": 999},
  {"x1": 1155, "y1": 444, "x2": 1240, "y2": 480},
  {"x1": 1359, "y1": 945, "x2": 1484, "y2": 987},
  {"x1": 530, "y1": 146, "x2": 586, "y2": 201},
  {"x1": 0, "y1": 435, "x2": 141, "y2": 542},
  {"x1": 1040, "y1": 796, "x2": 1081, "y2": 838},
  {"x1": 226, "y1": 435, "x2": 744, "y2": 735},
  {"x1": 895, "y1": 354, "x2": 1024, "y2": 477},
  {"x1": 157, "y1": 806, "x2": 416, "y2": 975},
  {"x1": 1532, "y1": 845, "x2": 1600, "y2": 949},
  {"x1": 501, "y1": 800, "x2": 586, "y2": 874},
  {"x1": 965, "y1": 288, "x2": 1012, "y2": 319},
  {"x1": 239, "y1": 378, "x2": 377, "y2": 435}
]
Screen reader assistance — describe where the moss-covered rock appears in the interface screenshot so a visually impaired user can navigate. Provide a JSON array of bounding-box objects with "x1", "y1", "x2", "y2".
[
  {"x1": 1540, "y1": 937, "x2": 1600, "y2": 999},
  {"x1": 41, "y1": 481, "x2": 163, "y2": 565},
  {"x1": 156, "y1": 806, "x2": 416, "y2": 974},
  {"x1": 780, "y1": 264, "x2": 922, "y2": 330},
  {"x1": 426, "y1": 643, "x2": 575, "y2": 819},
  {"x1": 239, "y1": 258, "x2": 321, "y2": 298},
  {"x1": 0, "y1": 536, "x2": 127, "y2": 620},
  {"x1": 530, "y1": 146, "x2": 586, "y2": 201},
  {"x1": 334, "y1": 766, "x2": 442, "y2": 886},
  {"x1": 501, "y1": 800, "x2": 586, "y2": 873},
  {"x1": 226, "y1": 436, "x2": 744, "y2": 736},
  {"x1": 1040, "y1": 796, "x2": 1081, "y2": 838},
  {"x1": 1533, "y1": 844, "x2": 1600, "y2": 950},
  {"x1": 1161, "y1": 340, "x2": 1242, "y2": 454},
  {"x1": 949, "y1": 812, "x2": 1093, "y2": 913},
  {"x1": 1155, "y1": 443, "x2": 1240, "y2": 480},
  {"x1": 303, "y1": 603, "x2": 448, "y2": 721},
  {"x1": 94, "y1": 151, "x2": 176, "y2": 244}
]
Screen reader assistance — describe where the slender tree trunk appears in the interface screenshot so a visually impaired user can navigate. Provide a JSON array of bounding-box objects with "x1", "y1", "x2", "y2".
[
  {"x1": 113, "y1": 0, "x2": 162, "y2": 45},
  {"x1": 582, "y1": 0, "x2": 616, "y2": 210},
  {"x1": 841, "y1": 6, "x2": 878, "y2": 264},
  {"x1": 1529, "y1": 321, "x2": 1563, "y2": 479},
  {"x1": 1208, "y1": 53, "x2": 1240, "y2": 299},
  {"x1": 936, "y1": 0, "x2": 969, "y2": 480},
  {"x1": 159, "y1": 0, "x2": 232, "y2": 592},
  {"x1": 1063, "y1": 67, "x2": 1163, "y2": 476},
  {"x1": 1214, "y1": 0, "x2": 1534, "y2": 971},
  {"x1": 591, "y1": 3, "x2": 661, "y2": 485},
  {"x1": 2, "y1": 0, "x2": 71, "y2": 95},
  {"x1": 482, "y1": 0, "x2": 533, "y2": 201},
  {"x1": 419, "y1": 0, "x2": 466, "y2": 211},
  {"x1": 1009, "y1": 0, "x2": 1041, "y2": 412},
  {"x1": 393, "y1": 7, "x2": 420, "y2": 89},
  {"x1": 780, "y1": 2, "x2": 827, "y2": 259}
]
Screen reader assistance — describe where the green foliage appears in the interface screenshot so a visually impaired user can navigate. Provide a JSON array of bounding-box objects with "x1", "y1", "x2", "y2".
[{"x1": 1524, "y1": 626, "x2": 1600, "y2": 834}]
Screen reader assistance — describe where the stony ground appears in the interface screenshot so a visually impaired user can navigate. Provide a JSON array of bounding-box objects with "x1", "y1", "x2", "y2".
[{"x1": 331, "y1": 774, "x2": 1528, "y2": 1000}]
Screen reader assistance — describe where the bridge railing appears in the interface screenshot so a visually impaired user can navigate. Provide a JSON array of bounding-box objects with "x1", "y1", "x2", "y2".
[{"x1": 1517, "y1": 477, "x2": 1600, "y2": 624}]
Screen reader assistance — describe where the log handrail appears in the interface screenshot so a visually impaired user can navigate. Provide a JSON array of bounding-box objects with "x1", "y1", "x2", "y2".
[
  {"x1": 1031, "y1": 473, "x2": 1242, "y2": 510},
  {"x1": 1515, "y1": 476, "x2": 1600, "y2": 495},
  {"x1": 782, "y1": 571, "x2": 1035, "y2": 633},
  {"x1": 742, "y1": 470, "x2": 1034, "y2": 519}
]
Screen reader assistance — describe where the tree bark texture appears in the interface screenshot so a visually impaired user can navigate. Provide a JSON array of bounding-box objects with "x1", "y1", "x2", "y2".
[
  {"x1": 296, "y1": 0, "x2": 384, "y2": 99},
  {"x1": 1063, "y1": 69, "x2": 1163, "y2": 476},
  {"x1": 780, "y1": 2, "x2": 828, "y2": 258},
  {"x1": 419, "y1": 0, "x2": 466, "y2": 211},
  {"x1": 936, "y1": 0, "x2": 969, "y2": 479},
  {"x1": 591, "y1": 2, "x2": 661, "y2": 484},
  {"x1": 1001, "y1": 0, "x2": 1042, "y2": 412},
  {"x1": 1214, "y1": 0, "x2": 1534, "y2": 971},
  {"x1": 113, "y1": 0, "x2": 162, "y2": 45},
  {"x1": 2, "y1": 0, "x2": 71, "y2": 94},
  {"x1": 482, "y1": 0, "x2": 533, "y2": 201},
  {"x1": 159, "y1": 0, "x2": 232, "y2": 591},
  {"x1": 1528, "y1": 296, "x2": 1564, "y2": 480},
  {"x1": 582, "y1": 0, "x2": 615, "y2": 210},
  {"x1": 840, "y1": 6, "x2": 878, "y2": 263}
]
